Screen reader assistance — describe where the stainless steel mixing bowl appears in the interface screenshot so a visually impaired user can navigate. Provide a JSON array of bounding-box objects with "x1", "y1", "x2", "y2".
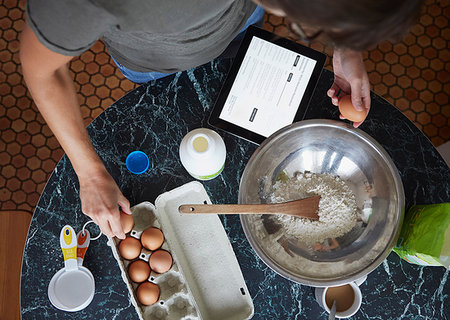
[{"x1": 239, "y1": 119, "x2": 405, "y2": 287}]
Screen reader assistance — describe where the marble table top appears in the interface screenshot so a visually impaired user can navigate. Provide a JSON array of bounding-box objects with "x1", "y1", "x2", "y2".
[{"x1": 21, "y1": 58, "x2": 449, "y2": 319}]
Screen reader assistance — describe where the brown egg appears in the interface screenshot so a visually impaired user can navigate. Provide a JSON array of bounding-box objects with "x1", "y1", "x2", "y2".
[
  {"x1": 119, "y1": 236, "x2": 142, "y2": 260},
  {"x1": 136, "y1": 281, "x2": 160, "y2": 306},
  {"x1": 120, "y1": 211, "x2": 134, "y2": 234},
  {"x1": 149, "y1": 249, "x2": 173, "y2": 274},
  {"x1": 128, "y1": 259, "x2": 151, "y2": 283},
  {"x1": 338, "y1": 95, "x2": 368, "y2": 122},
  {"x1": 141, "y1": 227, "x2": 164, "y2": 251}
]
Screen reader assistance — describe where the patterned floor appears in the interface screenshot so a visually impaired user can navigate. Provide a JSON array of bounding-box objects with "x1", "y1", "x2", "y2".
[{"x1": 0, "y1": 0, "x2": 449, "y2": 212}]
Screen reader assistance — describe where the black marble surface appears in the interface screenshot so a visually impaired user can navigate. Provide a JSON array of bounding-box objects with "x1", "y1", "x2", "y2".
[{"x1": 21, "y1": 59, "x2": 450, "y2": 320}]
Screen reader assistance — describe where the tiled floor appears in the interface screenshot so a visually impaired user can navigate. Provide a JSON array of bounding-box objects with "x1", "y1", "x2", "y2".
[{"x1": 0, "y1": 0, "x2": 449, "y2": 213}]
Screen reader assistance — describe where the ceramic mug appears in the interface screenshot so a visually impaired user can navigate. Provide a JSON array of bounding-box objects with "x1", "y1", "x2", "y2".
[{"x1": 314, "y1": 280, "x2": 363, "y2": 318}]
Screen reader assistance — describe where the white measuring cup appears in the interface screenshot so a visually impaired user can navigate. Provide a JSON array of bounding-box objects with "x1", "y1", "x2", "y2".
[{"x1": 48, "y1": 225, "x2": 95, "y2": 312}]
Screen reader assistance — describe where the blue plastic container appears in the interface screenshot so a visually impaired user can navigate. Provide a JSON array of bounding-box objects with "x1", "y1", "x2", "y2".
[{"x1": 126, "y1": 151, "x2": 149, "y2": 174}]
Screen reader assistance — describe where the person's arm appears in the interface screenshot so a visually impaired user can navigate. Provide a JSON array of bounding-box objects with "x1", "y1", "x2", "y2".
[
  {"x1": 327, "y1": 48, "x2": 371, "y2": 128},
  {"x1": 20, "y1": 22, "x2": 130, "y2": 239}
]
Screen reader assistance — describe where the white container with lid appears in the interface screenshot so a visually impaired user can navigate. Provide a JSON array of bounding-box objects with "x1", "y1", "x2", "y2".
[{"x1": 179, "y1": 128, "x2": 226, "y2": 180}]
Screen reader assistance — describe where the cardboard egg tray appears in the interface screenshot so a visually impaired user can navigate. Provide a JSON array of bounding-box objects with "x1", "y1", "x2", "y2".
[{"x1": 108, "y1": 181, "x2": 254, "y2": 320}]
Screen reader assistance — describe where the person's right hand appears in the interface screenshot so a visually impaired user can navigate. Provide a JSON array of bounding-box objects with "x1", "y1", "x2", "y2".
[{"x1": 79, "y1": 168, "x2": 131, "y2": 239}]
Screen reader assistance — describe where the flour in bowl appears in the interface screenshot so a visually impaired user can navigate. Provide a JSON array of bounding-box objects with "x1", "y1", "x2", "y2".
[{"x1": 269, "y1": 171, "x2": 357, "y2": 245}]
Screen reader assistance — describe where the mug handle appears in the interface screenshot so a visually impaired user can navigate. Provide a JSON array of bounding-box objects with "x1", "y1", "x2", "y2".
[{"x1": 354, "y1": 275, "x2": 367, "y2": 286}]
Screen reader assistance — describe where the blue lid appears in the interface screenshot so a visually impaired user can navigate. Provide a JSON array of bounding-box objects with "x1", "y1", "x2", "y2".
[{"x1": 126, "y1": 151, "x2": 149, "y2": 174}]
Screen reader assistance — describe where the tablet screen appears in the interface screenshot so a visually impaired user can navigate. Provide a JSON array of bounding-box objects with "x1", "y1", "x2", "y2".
[
  {"x1": 209, "y1": 26, "x2": 326, "y2": 144},
  {"x1": 219, "y1": 36, "x2": 317, "y2": 138}
]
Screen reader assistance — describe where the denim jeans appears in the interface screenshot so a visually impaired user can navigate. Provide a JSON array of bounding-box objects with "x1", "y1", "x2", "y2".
[{"x1": 112, "y1": 6, "x2": 265, "y2": 84}]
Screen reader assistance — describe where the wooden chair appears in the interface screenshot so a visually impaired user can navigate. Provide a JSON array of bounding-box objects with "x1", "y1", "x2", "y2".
[{"x1": 0, "y1": 210, "x2": 32, "y2": 320}]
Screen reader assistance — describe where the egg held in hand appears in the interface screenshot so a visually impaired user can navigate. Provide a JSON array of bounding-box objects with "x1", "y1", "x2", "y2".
[
  {"x1": 338, "y1": 95, "x2": 368, "y2": 123},
  {"x1": 128, "y1": 259, "x2": 151, "y2": 283},
  {"x1": 137, "y1": 281, "x2": 160, "y2": 306},
  {"x1": 120, "y1": 211, "x2": 134, "y2": 234},
  {"x1": 119, "y1": 236, "x2": 142, "y2": 260}
]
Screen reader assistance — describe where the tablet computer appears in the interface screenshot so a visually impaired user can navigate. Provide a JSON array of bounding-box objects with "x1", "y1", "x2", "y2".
[{"x1": 209, "y1": 25, "x2": 326, "y2": 144}]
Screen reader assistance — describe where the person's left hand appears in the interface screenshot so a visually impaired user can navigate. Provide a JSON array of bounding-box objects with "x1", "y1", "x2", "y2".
[{"x1": 327, "y1": 48, "x2": 371, "y2": 128}]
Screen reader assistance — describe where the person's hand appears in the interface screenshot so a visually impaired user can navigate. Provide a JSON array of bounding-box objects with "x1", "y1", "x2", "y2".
[
  {"x1": 79, "y1": 168, "x2": 131, "y2": 239},
  {"x1": 327, "y1": 48, "x2": 371, "y2": 128}
]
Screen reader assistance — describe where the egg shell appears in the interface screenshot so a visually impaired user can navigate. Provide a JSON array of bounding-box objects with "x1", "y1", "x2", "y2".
[
  {"x1": 119, "y1": 236, "x2": 142, "y2": 260},
  {"x1": 128, "y1": 259, "x2": 151, "y2": 283},
  {"x1": 141, "y1": 227, "x2": 164, "y2": 251},
  {"x1": 136, "y1": 281, "x2": 160, "y2": 306},
  {"x1": 120, "y1": 211, "x2": 135, "y2": 234},
  {"x1": 149, "y1": 249, "x2": 173, "y2": 274},
  {"x1": 338, "y1": 95, "x2": 367, "y2": 122}
]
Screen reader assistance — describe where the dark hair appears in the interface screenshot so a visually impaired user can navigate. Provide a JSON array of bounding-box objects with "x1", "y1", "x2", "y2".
[{"x1": 262, "y1": 0, "x2": 424, "y2": 50}]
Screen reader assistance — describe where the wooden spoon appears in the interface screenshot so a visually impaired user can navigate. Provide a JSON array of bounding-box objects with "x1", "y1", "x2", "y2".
[{"x1": 178, "y1": 195, "x2": 321, "y2": 220}]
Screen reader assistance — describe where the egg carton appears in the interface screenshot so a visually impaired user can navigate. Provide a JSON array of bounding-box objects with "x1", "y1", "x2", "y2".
[
  {"x1": 110, "y1": 209, "x2": 196, "y2": 319},
  {"x1": 108, "y1": 181, "x2": 254, "y2": 320}
]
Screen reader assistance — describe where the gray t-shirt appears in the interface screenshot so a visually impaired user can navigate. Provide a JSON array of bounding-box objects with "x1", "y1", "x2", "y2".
[{"x1": 27, "y1": 0, "x2": 256, "y2": 73}]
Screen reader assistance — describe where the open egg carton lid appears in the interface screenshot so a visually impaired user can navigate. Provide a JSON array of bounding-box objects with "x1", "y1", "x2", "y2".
[{"x1": 108, "y1": 181, "x2": 254, "y2": 320}]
